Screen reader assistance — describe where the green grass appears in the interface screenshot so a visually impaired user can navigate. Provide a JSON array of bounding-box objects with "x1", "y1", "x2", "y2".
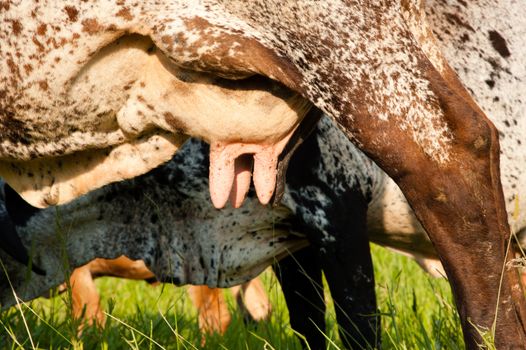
[{"x1": 0, "y1": 244, "x2": 463, "y2": 349}]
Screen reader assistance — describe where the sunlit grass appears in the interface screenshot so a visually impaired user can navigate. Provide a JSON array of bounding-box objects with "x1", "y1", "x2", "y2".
[{"x1": 0, "y1": 244, "x2": 463, "y2": 349}]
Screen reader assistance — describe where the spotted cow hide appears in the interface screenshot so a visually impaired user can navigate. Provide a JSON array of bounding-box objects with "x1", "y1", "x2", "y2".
[{"x1": 1, "y1": 0, "x2": 526, "y2": 348}]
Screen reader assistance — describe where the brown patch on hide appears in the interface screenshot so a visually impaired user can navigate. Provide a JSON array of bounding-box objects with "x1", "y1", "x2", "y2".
[
  {"x1": 116, "y1": 7, "x2": 133, "y2": 21},
  {"x1": 64, "y1": 6, "x2": 79, "y2": 22},
  {"x1": 38, "y1": 80, "x2": 49, "y2": 91},
  {"x1": 32, "y1": 36, "x2": 45, "y2": 52},
  {"x1": 6, "y1": 59, "x2": 20, "y2": 78},
  {"x1": 10, "y1": 20, "x2": 23, "y2": 36},
  {"x1": 36, "y1": 23, "x2": 48, "y2": 36},
  {"x1": 161, "y1": 35, "x2": 174, "y2": 51},
  {"x1": 0, "y1": 2, "x2": 10, "y2": 11},
  {"x1": 81, "y1": 18, "x2": 103, "y2": 35}
]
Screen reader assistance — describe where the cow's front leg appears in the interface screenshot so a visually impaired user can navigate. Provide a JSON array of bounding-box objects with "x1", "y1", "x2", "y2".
[
  {"x1": 273, "y1": 247, "x2": 326, "y2": 350},
  {"x1": 315, "y1": 189, "x2": 379, "y2": 350},
  {"x1": 332, "y1": 62, "x2": 526, "y2": 348}
]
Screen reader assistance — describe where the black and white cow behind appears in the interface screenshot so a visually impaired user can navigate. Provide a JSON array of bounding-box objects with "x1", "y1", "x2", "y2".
[
  {"x1": 2, "y1": 1, "x2": 526, "y2": 347},
  {"x1": 0, "y1": 121, "x2": 377, "y2": 350}
]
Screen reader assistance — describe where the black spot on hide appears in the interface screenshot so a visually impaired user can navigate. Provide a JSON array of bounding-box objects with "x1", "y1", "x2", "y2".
[
  {"x1": 488, "y1": 30, "x2": 511, "y2": 58},
  {"x1": 460, "y1": 33, "x2": 470, "y2": 43}
]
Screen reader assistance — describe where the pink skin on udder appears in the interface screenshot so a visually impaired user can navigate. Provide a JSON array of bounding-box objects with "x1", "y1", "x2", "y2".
[
  {"x1": 230, "y1": 154, "x2": 253, "y2": 208},
  {"x1": 209, "y1": 128, "x2": 297, "y2": 209}
]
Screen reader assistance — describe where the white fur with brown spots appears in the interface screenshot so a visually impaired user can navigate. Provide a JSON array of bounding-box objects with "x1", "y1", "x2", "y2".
[{"x1": 1, "y1": 1, "x2": 525, "y2": 347}]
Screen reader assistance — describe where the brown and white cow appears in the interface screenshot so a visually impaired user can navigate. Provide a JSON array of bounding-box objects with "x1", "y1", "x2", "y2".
[{"x1": 1, "y1": 1, "x2": 525, "y2": 348}]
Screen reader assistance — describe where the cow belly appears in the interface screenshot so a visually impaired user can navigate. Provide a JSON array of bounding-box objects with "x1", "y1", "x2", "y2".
[{"x1": 1, "y1": 33, "x2": 310, "y2": 208}]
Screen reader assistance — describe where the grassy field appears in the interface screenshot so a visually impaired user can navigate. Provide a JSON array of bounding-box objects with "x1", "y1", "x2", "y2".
[{"x1": 0, "y1": 244, "x2": 463, "y2": 350}]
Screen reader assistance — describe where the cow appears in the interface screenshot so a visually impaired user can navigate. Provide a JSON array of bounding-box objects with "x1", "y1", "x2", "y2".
[
  {"x1": 2, "y1": 97, "x2": 525, "y2": 349},
  {"x1": 0, "y1": 134, "x2": 372, "y2": 349},
  {"x1": 1, "y1": 1, "x2": 525, "y2": 347},
  {"x1": 66, "y1": 256, "x2": 270, "y2": 338}
]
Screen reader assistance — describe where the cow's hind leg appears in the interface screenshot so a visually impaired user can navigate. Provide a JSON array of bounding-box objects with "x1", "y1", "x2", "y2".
[
  {"x1": 187, "y1": 285, "x2": 231, "y2": 335},
  {"x1": 69, "y1": 264, "x2": 105, "y2": 333},
  {"x1": 230, "y1": 277, "x2": 271, "y2": 323},
  {"x1": 273, "y1": 247, "x2": 326, "y2": 350}
]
